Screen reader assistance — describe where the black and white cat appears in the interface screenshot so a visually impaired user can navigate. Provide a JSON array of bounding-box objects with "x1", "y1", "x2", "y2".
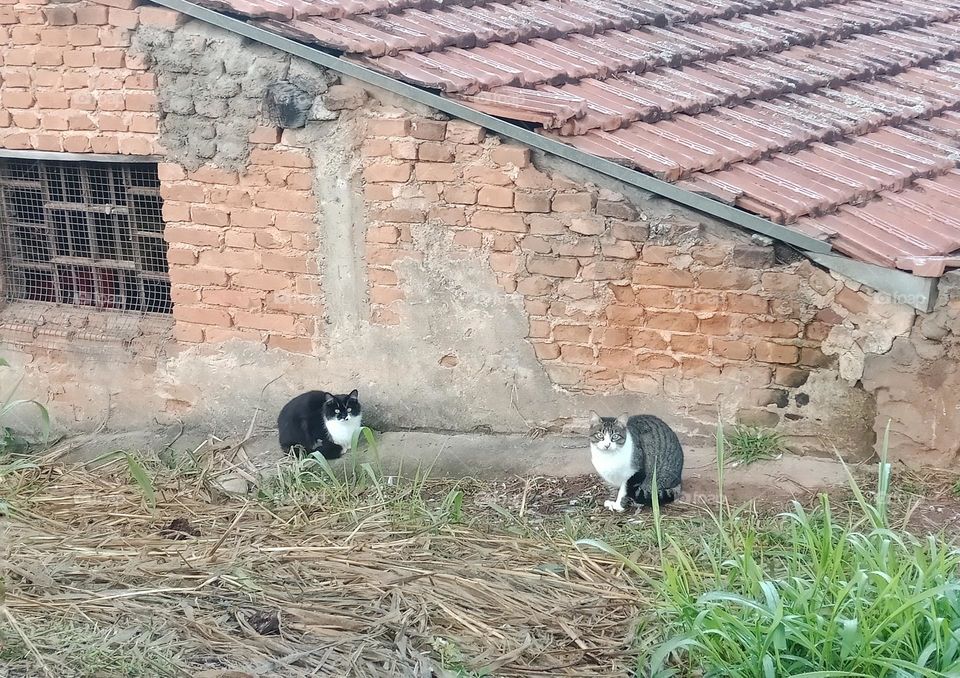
[
  {"x1": 277, "y1": 389, "x2": 362, "y2": 460},
  {"x1": 588, "y1": 412, "x2": 684, "y2": 512}
]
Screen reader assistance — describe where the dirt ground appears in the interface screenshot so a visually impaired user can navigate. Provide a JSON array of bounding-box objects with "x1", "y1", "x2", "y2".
[{"x1": 1, "y1": 438, "x2": 958, "y2": 678}]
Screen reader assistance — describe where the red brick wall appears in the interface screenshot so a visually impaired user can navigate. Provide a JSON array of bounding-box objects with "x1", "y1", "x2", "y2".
[
  {"x1": 359, "y1": 113, "x2": 869, "y2": 432},
  {"x1": 0, "y1": 0, "x2": 322, "y2": 354}
]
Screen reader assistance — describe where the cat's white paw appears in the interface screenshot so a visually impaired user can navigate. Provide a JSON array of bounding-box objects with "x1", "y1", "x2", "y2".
[{"x1": 604, "y1": 499, "x2": 625, "y2": 512}]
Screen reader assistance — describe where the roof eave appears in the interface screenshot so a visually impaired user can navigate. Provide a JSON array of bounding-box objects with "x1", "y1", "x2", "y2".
[{"x1": 145, "y1": 0, "x2": 941, "y2": 313}]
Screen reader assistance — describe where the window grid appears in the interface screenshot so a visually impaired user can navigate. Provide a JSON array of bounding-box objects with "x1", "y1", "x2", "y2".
[{"x1": 0, "y1": 159, "x2": 172, "y2": 315}]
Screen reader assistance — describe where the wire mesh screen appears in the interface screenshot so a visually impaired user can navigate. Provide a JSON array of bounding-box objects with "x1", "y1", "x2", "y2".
[{"x1": 0, "y1": 158, "x2": 172, "y2": 352}]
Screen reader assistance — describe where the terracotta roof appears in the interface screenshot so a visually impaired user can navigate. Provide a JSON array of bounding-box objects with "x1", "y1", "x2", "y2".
[{"x1": 196, "y1": 0, "x2": 960, "y2": 275}]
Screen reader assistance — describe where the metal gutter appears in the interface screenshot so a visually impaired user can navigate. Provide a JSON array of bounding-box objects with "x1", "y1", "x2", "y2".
[
  {"x1": 806, "y1": 252, "x2": 938, "y2": 313},
  {"x1": 147, "y1": 0, "x2": 939, "y2": 312},
  {"x1": 0, "y1": 149, "x2": 164, "y2": 163}
]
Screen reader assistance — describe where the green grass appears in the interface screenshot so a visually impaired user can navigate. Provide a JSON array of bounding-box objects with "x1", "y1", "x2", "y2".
[
  {"x1": 583, "y1": 422, "x2": 960, "y2": 677},
  {"x1": 725, "y1": 424, "x2": 786, "y2": 465}
]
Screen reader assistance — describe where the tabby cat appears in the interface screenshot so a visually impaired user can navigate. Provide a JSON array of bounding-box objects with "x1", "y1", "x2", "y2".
[{"x1": 588, "y1": 412, "x2": 684, "y2": 512}]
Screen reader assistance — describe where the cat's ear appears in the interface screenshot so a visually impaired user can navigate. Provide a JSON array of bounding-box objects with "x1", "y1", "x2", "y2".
[
  {"x1": 348, "y1": 389, "x2": 358, "y2": 400},
  {"x1": 615, "y1": 414, "x2": 629, "y2": 428},
  {"x1": 323, "y1": 393, "x2": 334, "y2": 403},
  {"x1": 588, "y1": 411, "x2": 601, "y2": 426}
]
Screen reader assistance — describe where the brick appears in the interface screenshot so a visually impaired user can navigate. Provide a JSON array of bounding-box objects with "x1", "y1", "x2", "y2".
[
  {"x1": 63, "y1": 136, "x2": 91, "y2": 153},
  {"x1": 90, "y1": 137, "x2": 119, "y2": 155},
  {"x1": 560, "y1": 344, "x2": 594, "y2": 365},
  {"x1": 415, "y1": 162, "x2": 458, "y2": 182},
  {"x1": 636, "y1": 288, "x2": 675, "y2": 308},
  {"x1": 411, "y1": 119, "x2": 446, "y2": 140},
  {"x1": 363, "y1": 162, "x2": 412, "y2": 183},
  {"x1": 835, "y1": 287, "x2": 869, "y2": 315},
  {"x1": 139, "y1": 5, "x2": 185, "y2": 27},
  {"x1": 368, "y1": 226, "x2": 400, "y2": 244},
  {"x1": 68, "y1": 26, "x2": 100, "y2": 45},
  {"x1": 43, "y1": 6, "x2": 76, "y2": 24},
  {"x1": 118, "y1": 136, "x2": 153, "y2": 155},
  {"x1": 430, "y1": 206, "x2": 468, "y2": 226},
  {"x1": 35, "y1": 48, "x2": 64, "y2": 66},
  {"x1": 632, "y1": 329, "x2": 668, "y2": 350},
  {"x1": 606, "y1": 305, "x2": 643, "y2": 324},
  {"x1": 197, "y1": 248, "x2": 259, "y2": 270},
  {"x1": 190, "y1": 206, "x2": 230, "y2": 228},
  {"x1": 726, "y1": 293, "x2": 768, "y2": 314},
  {"x1": 527, "y1": 215, "x2": 565, "y2": 235},
  {"x1": 367, "y1": 269, "x2": 398, "y2": 286},
  {"x1": 600, "y1": 327, "x2": 631, "y2": 348},
  {"x1": 107, "y1": 7, "x2": 138, "y2": 28},
  {"x1": 516, "y1": 276, "x2": 554, "y2": 296},
  {"x1": 164, "y1": 225, "x2": 221, "y2": 247},
  {"x1": 173, "y1": 322, "x2": 204, "y2": 343},
  {"x1": 173, "y1": 305, "x2": 231, "y2": 327},
  {"x1": 742, "y1": 318, "x2": 799, "y2": 339},
  {"x1": 366, "y1": 247, "x2": 423, "y2": 267},
  {"x1": 731, "y1": 245, "x2": 773, "y2": 268},
  {"x1": 646, "y1": 312, "x2": 698, "y2": 332},
  {"x1": 623, "y1": 374, "x2": 661, "y2": 394},
  {"x1": 755, "y1": 342, "x2": 799, "y2": 365},
  {"x1": 699, "y1": 269, "x2": 757, "y2": 290},
  {"x1": 275, "y1": 213, "x2": 316, "y2": 232},
  {"x1": 417, "y1": 141, "x2": 455, "y2": 162},
  {"x1": 636, "y1": 353, "x2": 678, "y2": 370},
  {"x1": 438, "y1": 184, "x2": 475, "y2": 205},
  {"x1": 670, "y1": 333, "x2": 708, "y2": 354},
  {"x1": 531, "y1": 342, "x2": 560, "y2": 360},
  {"x1": 369, "y1": 118, "x2": 410, "y2": 137},
  {"x1": 601, "y1": 241, "x2": 637, "y2": 259},
  {"x1": 699, "y1": 315, "x2": 732, "y2": 336},
  {"x1": 633, "y1": 267, "x2": 694, "y2": 288},
  {"x1": 34, "y1": 134, "x2": 61, "y2": 151},
  {"x1": 76, "y1": 4, "x2": 109, "y2": 23},
  {"x1": 597, "y1": 348, "x2": 632, "y2": 369},
  {"x1": 760, "y1": 272, "x2": 804, "y2": 297},
  {"x1": 234, "y1": 311, "x2": 297, "y2": 333},
  {"x1": 596, "y1": 200, "x2": 637, "y2": 220},
  {"x1": 250, "y1": 149, "x2": 312, "y2": 169},
  {"x1": 513, "y1": 191, "x2": 551, "y2": 213},
  {"x1": 774, "y1": 367, "x2": 810, "y2": 388},
  {"x1": 520, "y1": 235, "x2": 552, "y2": 254},
  {"x1": 490, "y1": 253, "x2": 520, "y2": 273},
  {"x1": 799, "y1": 347, "x2": 834, "y2": 368},
  {"x1": 12, "y1": 111, "x2": 38, "y2": 128},
  {"x1": 528, "y1": 319, "x2": 551, "y2": 339},
  {"x1": 384, "y1": 141, "x2": 415, "y2": 161},
  {"x1": 11, "y1": 26, "x2": 40, "y2": 44},
  {"x1": 712, "y1": 338, "x2": 752, "y2": 361},
  {"x1": 254, "y1": 189, "x2": 314, "y2": 213},
  {"x1": 266, "y1": 335, "x2": 313, "y2": 353},
  {"x1": 233, "y1": 271, "x2": 290, "y2": 291},
  {"x1": 262, "y1": 253, "x2": 311, "y2": 274},
  {"x1": 464, "y1": 166, "x2": 512, "y2": 186},
  {"x1": 525, "y1": 300, "x2": 549, "y2": 315},
  {"x1": 372, "y1": 207, "x2": 424, "y2": 224},
  {"x1": 491, "y1": 145, "x2": 530, "y2": 167},
  {"x1": 369, "y1": 286, "x2": 403, "y2": 305},
  {"x1": 36, "y1": 91, "x2": 69, "y2": 109},
  {"x1": 566, "y1": 216, "x2": 603, "y2": 236},
  {"x1": 582, "y1": 261, "x2": 627, "y2": 281},
  {"x1": 167, "y1": 246, "x2": 197, "y2": 266},
  {"x1": 94, "y1": 49, "x2": 124, "y2": 67},
  {"x1": 471, "y1": 211, "x2": 526, "y2": 233},
  {"x1": 124, "y1": 91, "x2": 157, "y2": 112},
  {"x1": 478, "y1": 185, "x2": 514, "y2": 208},
  {"x1": 526, "y1": 255, "x2": 578, "y2": 278},
  {"x1": 492, "y1": 234, "x2": 517, "y2": 251},
  {"x1": 1, "y1": 91, "x2": 34, "y2": 109},
  {"x1": 553, "y1": 192, "x2": 596, "y2": 212},
  {"x1": 200, "y1": 288, "x2": 258, "y2": 309},
  {"x1": 554, "y1": 324, "x2": 591, "y2": 342},
  {"x1": 0, "y1": 133, "x2": 32, "y2": 150}
]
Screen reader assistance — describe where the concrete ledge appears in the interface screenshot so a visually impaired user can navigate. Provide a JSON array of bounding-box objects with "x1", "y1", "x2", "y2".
[{"x1": 50, "y1": 428, "x2": 854, "y2": 502}]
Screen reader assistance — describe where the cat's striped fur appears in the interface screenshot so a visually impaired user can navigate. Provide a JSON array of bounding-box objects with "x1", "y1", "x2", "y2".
[{"x1": 588, "y1": 412, "x2": 684, "y2": 512}]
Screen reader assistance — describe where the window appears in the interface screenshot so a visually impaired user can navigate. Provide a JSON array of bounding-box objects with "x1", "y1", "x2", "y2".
[{"x1": 0, "y1": 158, "x2": 171, "y2": 315}]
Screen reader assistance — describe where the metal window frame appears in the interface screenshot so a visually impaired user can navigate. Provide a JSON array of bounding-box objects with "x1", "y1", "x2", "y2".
[
  {"x1": 148, "y1": 0, "x2": 941, "y2": 312},
  {"x1": 0, "y1": 155, "x2": 173, "y2": 315}
]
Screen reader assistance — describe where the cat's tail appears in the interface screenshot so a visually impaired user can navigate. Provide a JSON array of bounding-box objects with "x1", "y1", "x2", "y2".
[{"x1": 636, "y1": 484, "x2": 681, "y2": 507}]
